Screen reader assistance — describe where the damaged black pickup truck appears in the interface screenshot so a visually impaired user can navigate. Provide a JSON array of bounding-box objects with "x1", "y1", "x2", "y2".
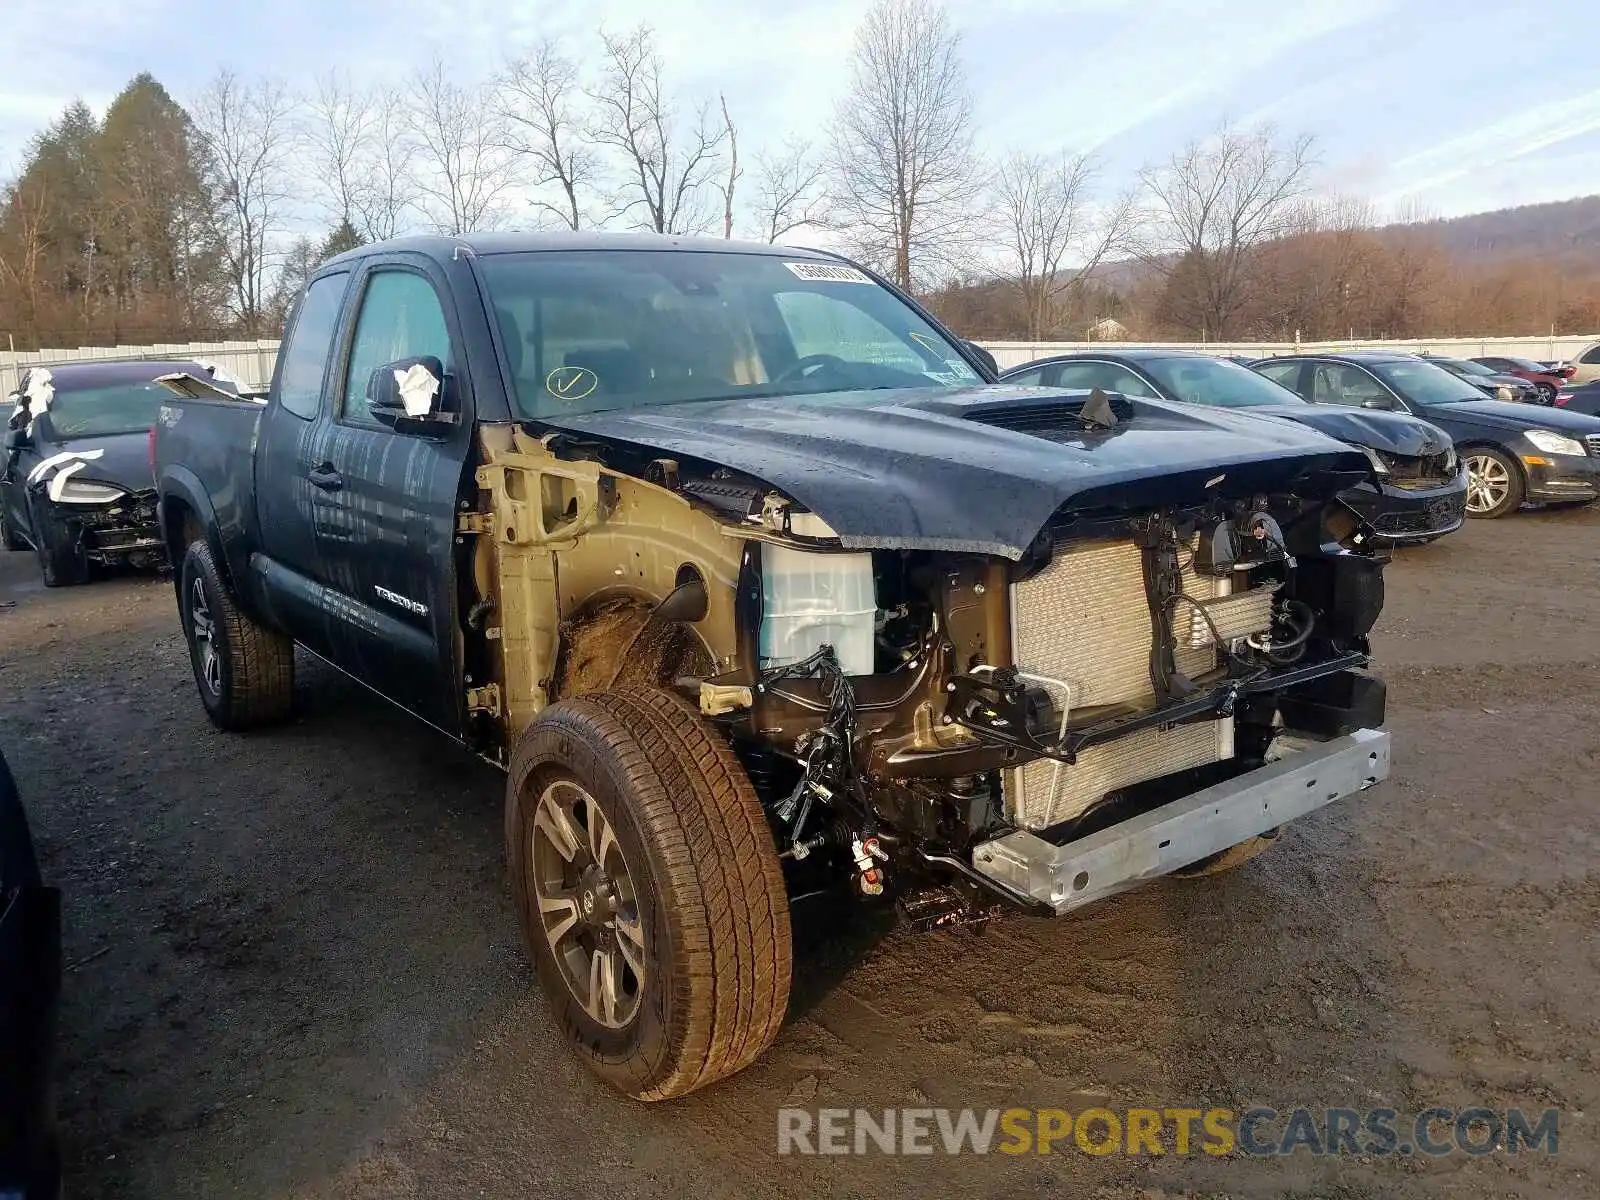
[{"x1": 152, "y1": 233, "x2": 1392, "y2": 1100}]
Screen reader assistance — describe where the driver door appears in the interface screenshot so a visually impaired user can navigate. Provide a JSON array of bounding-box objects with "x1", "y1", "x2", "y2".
[{"x1": 309, "y1": 258, "x2": 474, "y2": 731}]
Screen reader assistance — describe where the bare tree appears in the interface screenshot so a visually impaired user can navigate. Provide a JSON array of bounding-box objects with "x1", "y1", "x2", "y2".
[
  {"x1": 304, "y1": 71, "x2": 374, "y2": 229},
  {"x1": 588, "y1": 26, "x2": 726, "y2": 235},
  {"x1": 718, "y1": 94, "x2": 739, "y2": 238},
  {"x1": 191, "y1": 70, "x2": 296, "y2": 335},
  {"x1": 498, "y1": 41, "x2": 598, "y2": 230},
  {"x1": 828, "y1": 0, "x2": 977, "y2": 290},
  {"x1": 0, "y1": 177, "x2": 55, "y2": 338},
  {"x1": 750, "y1": 139, "x2": 830, "y2": 243},
  {"x1": 995, "y1": 150, "x2": 1137, "y2": 340},
  {"x1": 355, "y1": 90, "x2": 415, "y2": 241},
  {"x1": 405, "y1": 58, "x2": 519, "y2": 235},
  {"x1": 1137, "y1": 123, "x2": 1317, "y2": 338}
]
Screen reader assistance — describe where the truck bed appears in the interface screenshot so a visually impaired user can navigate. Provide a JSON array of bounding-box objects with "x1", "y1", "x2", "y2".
[{"x1": 154, "y1": 391, "x2": 265, "y2": 590}]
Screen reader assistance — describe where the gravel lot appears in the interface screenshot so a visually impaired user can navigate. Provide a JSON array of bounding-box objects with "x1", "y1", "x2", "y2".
[{"x1": 2, "y1": 509, "x2": 1596, "y2": 1199}]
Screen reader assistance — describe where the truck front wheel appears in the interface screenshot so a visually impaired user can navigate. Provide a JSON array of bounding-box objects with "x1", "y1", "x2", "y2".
[
  {"x1": 179, "y1": 540, "x2": 294, "y2": 729},
  {"x1": 506, "y1": 687, "x2": 792, "y2": 1100}
]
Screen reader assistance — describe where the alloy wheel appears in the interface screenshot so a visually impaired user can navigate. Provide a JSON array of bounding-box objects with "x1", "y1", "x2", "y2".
[
  {"x1": 530, "y1": 778, "x2": 646, "y2": 1029},
  {"x1": 190, "y1": 576, "x2": 222, "y2": 695},
  {"x1": 1464, "y1": 453, "x2": 1510, "y2": 515}
]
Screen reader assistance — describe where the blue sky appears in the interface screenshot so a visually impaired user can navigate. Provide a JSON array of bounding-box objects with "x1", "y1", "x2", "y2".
[{"x1": 4, "y1": 0, "x2": 1598, "y2": 222}]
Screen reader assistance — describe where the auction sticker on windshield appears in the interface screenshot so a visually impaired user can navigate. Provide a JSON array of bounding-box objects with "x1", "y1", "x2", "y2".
[{"x1": 785, "y1": 262, "x2": 873, "y2": 284}]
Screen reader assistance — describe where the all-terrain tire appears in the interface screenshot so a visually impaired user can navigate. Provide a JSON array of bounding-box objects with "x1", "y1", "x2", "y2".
[
  {"x1": 1172, "y1": 830, "x2": 1280, "y2": 878},
  {"x1": 506, "y1": 686, "x2": 792, "y2": 1100},
  {"x1": 179, "y1": 540, "x2": 294, "y2": 729}
]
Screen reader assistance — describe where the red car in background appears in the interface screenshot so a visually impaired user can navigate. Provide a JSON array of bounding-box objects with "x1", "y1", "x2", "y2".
[{"x1": 1471, "y1": 356, "x2": 1570, "y2": 402}]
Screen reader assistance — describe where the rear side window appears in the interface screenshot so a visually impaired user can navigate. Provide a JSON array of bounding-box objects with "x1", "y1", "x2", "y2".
[
  {"x1": 1051, "y1": 361, "x2": 1157, "y2": 397},
  {"x1": 341, "y1": 270, "x2": 452, "y2": 425},
  {"x1": 1582, "y1": 345, "x2": 1600, "y2": 365},
  {"x1": 1255, "y1": 361, "x2": 1303, "y2": 394},
  {"x1": 1004, "y1": 367, "x2": 1048, "y2": 386},
  {"x1": 276, "y1": 273, "x2": 348, "y2": 419}
]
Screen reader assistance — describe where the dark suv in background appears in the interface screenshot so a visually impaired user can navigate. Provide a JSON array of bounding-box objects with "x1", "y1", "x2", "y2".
[
  {"x1": 999, "y1": 350, "x2": 1467, "y2": 544},
  {"x1": 1253, "y1": 352, "x2": 1600, "y2": 518}
]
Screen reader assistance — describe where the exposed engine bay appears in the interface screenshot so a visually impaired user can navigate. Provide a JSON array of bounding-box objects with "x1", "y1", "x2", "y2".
[{"x1": 702, "y1": 494, "x2": 1383, "y2": 925}]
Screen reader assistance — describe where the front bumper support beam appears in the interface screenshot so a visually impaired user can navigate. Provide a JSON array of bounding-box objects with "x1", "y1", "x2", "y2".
[{"x1": 970, "y1": 727, "x2": 1390, "y2": 913}]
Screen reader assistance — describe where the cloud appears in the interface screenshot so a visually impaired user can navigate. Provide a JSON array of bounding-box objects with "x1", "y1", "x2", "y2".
[{"x1": 1374, "y1": 88, "x2": 1600, "y2": 211}]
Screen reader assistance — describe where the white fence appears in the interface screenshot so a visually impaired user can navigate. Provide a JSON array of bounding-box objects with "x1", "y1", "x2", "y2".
[
  {"x1": 981, "y1": 335, "x2": 1600, "y2": 371},
  {"x1": 5, "y1": 332, "x2": 1598, "y2": 394}
]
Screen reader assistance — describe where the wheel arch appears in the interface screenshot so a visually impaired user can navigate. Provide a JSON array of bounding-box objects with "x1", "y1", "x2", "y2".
[{"x1": 157, "y1": 469, "x2": 232, "y2": 588}]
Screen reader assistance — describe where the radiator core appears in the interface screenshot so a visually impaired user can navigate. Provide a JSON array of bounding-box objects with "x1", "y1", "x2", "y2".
[{"x1": 1003, "y1": 538, "x2": 1270, "y2": 830}]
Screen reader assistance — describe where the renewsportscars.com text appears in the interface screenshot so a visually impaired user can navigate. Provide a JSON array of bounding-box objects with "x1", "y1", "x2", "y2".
[{"x1": 776, "y1": 1106, "x2": 1560, "y2": 1157}]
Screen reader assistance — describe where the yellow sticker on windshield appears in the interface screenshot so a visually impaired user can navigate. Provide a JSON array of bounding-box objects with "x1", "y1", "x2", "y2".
[{"x1": 546, "y1": 366, "x2": 598, "y2": 402}]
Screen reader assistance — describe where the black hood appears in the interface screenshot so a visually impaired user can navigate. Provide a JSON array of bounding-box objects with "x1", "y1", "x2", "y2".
[
  {"x1": 1243, "y1": 405, "x2": 1453, "y2": 456},
  {"x1": 541, "y1": 386, "x2": 1368, "y2": 558},
  {"x1": 1420, "y1": 399, "x2": 1600, "y2": 435},
  {"x1": 43, "y1": 432, "x2": 155, "y2": 494}
]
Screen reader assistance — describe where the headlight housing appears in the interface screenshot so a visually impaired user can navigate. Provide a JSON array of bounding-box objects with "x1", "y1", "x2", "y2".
[
  {"x1": 52, "y1": 477, "x2": 127, "y2": 505},
  {"x1": 1495, "y1": 384, "x2": 1514, "y2": 401},
  {"x1": 1524, "y1": 429, "x2": 1585, "y2": 456},
  {"x1": 1443, "y1": 444, "x2": 1458, "y2": 472},
  {"x1": 1359, "y1": 446, "x2": 1391, "y2": 476}
]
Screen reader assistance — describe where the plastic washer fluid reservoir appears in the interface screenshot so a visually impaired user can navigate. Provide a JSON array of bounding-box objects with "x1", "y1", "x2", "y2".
[{"x1": 758, "y1": 511, "x2": 877, "y2": 676}]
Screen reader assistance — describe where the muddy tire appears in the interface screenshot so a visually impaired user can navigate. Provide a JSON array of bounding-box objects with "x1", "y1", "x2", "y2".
[
  {"x1": 1172, "y1": 829, "x2": 1280, "y2": 878},
  {"x1": 179, "y1": 540, "x2": 294, "y2": 730},
  {"x1": 506, "y1": 686, "x2": 792, "y2": 1100}
]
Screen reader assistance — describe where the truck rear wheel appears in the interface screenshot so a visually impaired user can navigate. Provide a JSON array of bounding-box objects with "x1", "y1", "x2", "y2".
[
  {"x1": 179, "y1": 540, "x2": 294, "y2": 729},
  {"x1": 506, "y1": 687, "x2": 792, "y2": 1100}
]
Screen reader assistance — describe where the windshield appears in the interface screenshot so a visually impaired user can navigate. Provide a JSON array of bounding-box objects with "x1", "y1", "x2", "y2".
[
  {"x1": 42, "y1": 381, "x2": 172, "y2": 438},
  {"x1": 1434, "y1": 357, "x2": 1495, "y2": 377},
  {"x1": 478, "y1": 250, "x2": 982, "y2": 418},
  {"x1": 1141, "y1": 355, "x2": 1306, "y2": 408},
  {"x1": 1369, "y1": 360, "x2": 1487, "y2": 405}
]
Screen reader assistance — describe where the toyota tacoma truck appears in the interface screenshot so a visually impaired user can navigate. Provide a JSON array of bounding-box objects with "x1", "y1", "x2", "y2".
[{"x1": 152, "y1": 233, "x2": 1392, "y2": 1101}]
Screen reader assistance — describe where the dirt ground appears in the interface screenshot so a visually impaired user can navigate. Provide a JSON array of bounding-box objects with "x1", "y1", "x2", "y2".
[{"x1": 2, "y1": 508, "x2": 1596, "y2": 1200}]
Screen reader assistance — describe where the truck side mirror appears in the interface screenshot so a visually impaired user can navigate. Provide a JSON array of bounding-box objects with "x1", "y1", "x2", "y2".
[{"x1": 367, "y1": 356, "x2": 455, "y2": 432}]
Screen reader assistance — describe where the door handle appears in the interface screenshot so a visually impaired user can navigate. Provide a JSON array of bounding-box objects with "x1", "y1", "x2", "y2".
[{"x1": 308, "y1": 463, "x2": 343, "y2": 492}]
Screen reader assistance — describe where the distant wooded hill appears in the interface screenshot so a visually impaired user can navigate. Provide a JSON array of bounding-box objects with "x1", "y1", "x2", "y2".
[{"x1": 1398, "y1": 195, "x2": 1600, "y2": 264}]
